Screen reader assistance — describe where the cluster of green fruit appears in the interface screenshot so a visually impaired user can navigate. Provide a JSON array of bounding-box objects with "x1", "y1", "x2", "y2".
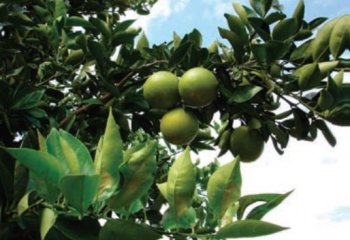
[
  {"x1": 143, "y1": 67, "x2": 265, "y2": 162},
  {"x1": 143, "y1": 67, "x2": 218, "y2": 145}
]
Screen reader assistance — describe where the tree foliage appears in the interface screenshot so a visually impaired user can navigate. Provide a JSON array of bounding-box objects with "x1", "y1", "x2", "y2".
[{"x1": 0, "y1": 0, "x2": 349, "y2": 239}]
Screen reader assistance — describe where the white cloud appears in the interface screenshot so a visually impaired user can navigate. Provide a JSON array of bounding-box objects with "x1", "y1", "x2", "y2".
[{"x1": 121, "y1": 0, "x2": 189, "y2": 32}]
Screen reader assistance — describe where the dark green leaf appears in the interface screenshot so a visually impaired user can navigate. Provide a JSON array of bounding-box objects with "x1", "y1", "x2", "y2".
[
  {"x1": 54, "y1": 0, "x2": 67, "y2": 19},
  {"x1": 90, "y1": 18, "x2": 111, "y2": 39},
  {"x1": 272, "y1": 18, "x2": 299, "y2": 41},
  {"x1": 292, "y1": 0, "x2": 305, "y2": 24},
  {"x1": 266, "y1": 40, "x2": 292, "y2": 61},
  {"x1": 309, "y1": 17, "x2": 328, "y2": 30},
  {"x1": 249, "y1": 0, "x2": 273, "y2": 17},
  {"x1": 169, "y1": 41, "x2": 191, "y2": 66},
  {"x1": 11, "y1": 90, "x2": 45, "y2": 110},
  {"x1": 224, "y1": 14, "x2": 248, "y2": 43},
  {"x1": 60, "y1": 174, "x2": 100, "y2": 215},
  {"x1": 245, "y1": 190, "x2": 293, "y2": 220},
  {"x1": 87, "y1": 40, "x2": 106, "y2": 67},
  {"x1": 215, "y1": 220, "x2": 288, "y2": 238},
  {"x1": 248, "y1": 17, "x2": 271, "y2": 41},
  {"x1": 54, "y1": 217, "x2": 100, "y2": 240},
  {"x1": 188, "y1": 28, "x2": 202, "y2": 47},
  {"x1": 99, "y1": 220, "x2": 161, "y2": 240},
  {"x1": 112, "y1": 30, "x2": 139, "y2": 47},
  {"x1": 291, "y1": 108, "x2": 310, "y2": 140},
  {"x1": 264, "y1": 12, "x2": 286, "y2": 25},
  {"x1": 238, "y1": 193, "x2": 282, "y2": 220},
  {"x1": 66, "y1": 16, "x2": 96, "y2": 30},
  {"x1": 314, "y1": 120, "x2": 336, "y2": 146}
]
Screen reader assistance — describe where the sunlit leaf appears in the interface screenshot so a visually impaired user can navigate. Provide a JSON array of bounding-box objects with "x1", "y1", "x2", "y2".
[
  {"x1": 207, "y1": 158, "x2": 241, "y2": 219},
  {"x1": 215, "y1": 219, "x2": 288, "y2": 238}
]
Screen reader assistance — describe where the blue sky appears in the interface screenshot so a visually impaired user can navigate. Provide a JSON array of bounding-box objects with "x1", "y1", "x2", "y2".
[
  {"x1": 141, "y1": 0, "x2": 350, "y2": 46},
  {"x1": 126, "y1": 1, "x2": 350, "y2": 239}
]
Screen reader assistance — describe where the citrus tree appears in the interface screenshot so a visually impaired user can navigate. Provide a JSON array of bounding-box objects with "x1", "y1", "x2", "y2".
[{"x1": 1, "y1": 0, "x2": 349, "y2": 239}]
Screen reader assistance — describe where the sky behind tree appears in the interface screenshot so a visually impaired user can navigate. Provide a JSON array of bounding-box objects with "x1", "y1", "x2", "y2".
[{"x1": 126, "y1": 1, "x2": 350, "y2": 239}]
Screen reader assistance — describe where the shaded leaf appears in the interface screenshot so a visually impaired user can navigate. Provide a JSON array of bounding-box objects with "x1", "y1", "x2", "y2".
[
  {"x1": 54, "y1": 217, "x2": 100, "y2": 240},
  {"x1": 60, "y1": 174, "x2": 100, "y2": 215},
  {"x1": 272, "y1": 18, "x2": 299, "y2": 41},
  {"x1": 99, "y1": 220, "x2": 161, "y2": 240},
  {"x1": 249, "y1": 0, "x2": 273, "y2": 17},
  {"x1": 248, "y1": 17, "x2": 271, "y2": 41},
  {"x1": 314, "y1": 120, "x2": 336, "y2": 146},
  {"x1": 245, "y1": 191, "x2": 293, "y2": 220},
  {"x1": 11, "y1": 90, "x2": 45, "y2": 110},
  {"x1": 66, "y1": 16, "x2": 96, "y2": 30}
]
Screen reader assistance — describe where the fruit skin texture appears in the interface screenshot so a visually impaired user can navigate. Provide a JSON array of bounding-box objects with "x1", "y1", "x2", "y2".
[
  {"x1": 143, "y1": 71, "x2": 180, "y2": 109},
  {"x1": 229, "y1": 126, "x2": 264, "y2": 163},
  {"x1": 160, "y1": 108, "x2": 199, "y2": 145},
  {"x1": 179, "y1": 67, "x2": 218, "y2": 107}
]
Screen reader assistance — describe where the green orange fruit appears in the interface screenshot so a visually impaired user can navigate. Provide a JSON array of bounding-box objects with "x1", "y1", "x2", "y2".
[
  {"x1": 160, "y1": 108, "x2": 199, "y2": 145},
  {"x1": 229, "y1": 126, "x2": 264, "y2": 162},
  {"x1": 179, "y1": 67, "x2": 218, "y2": 107},
  {"x1": 143, "y1": 71, "x2": 179, "y2": 109}
]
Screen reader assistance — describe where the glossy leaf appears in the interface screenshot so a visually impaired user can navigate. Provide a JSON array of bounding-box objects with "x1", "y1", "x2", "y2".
[
  {"x1": 215, "y1": 220, "x2": 288, "y2": 238},
  {"x1": 3, "y1": 147, "x2": 64, "y2": 186},
  {"x1": 10, "y1": 90, "x2": 44, "y2": 110},
  {"x1": 314, "y1": 120, "x2": 337, "y2": 146},
  {"x1": 54, "y1": 0, "x2": 67, "y2": 19},
  {"x1": 46, "y1": 129, "x2": 95, "y2": 175},
  {"x1": 66, "y1": 16, "x2": 96, "y2": 30},
  {"x1": 248, "y1": 17, "x2": 271, "y2": 41},
  {"x1": 167, "y1": 147, "x2": 196, "y2": 217},
  {"x1": 292, "y1": 0, "x2": 305, "y2": 24},
  {"x1": 94, "y1": 110, "x2": 123, "y2": 200},
  {"x1": 272, "y1": 18, "x2": 299, "y2": 41},
  {"x1": 329, "y1": 17, "x2": 348, "y2": 58},
  {"x1": 229, "y1": 85, "x2": 263, "y2": 103},
  {"x1": 60, "y1": 174, "x2": 100, "y2": 215},
  {"x1": 137, "y1": 31, "x2": 149, "y2": 50},
  {"x1": 207, "y1": 158, "x2": 241, "y2": 219},
  {"x1": 109, "y1": 140, "x2": 157, "y2": 210},
  {"x1": 224, "y1": 14, "x2": 248, "y2": 43},
  {"x1": 40, "y1": 208, "x2": 57, "y2": 240},
  {"x1": 233, "y1": 3, "x2": 250, "y2": 25},
  {"x1": 17, "y1": 192, "x2": 30, "y2": 216},
  {"x1": 87, "y1": 39, "x2": 106, "y2": 67},
  {"x1": 245, "y1": 191, "x2": 293, "y2": 220},
  {"x1": 90, "y1": 18, "x2": 111, "y2": 39},
  {"x1": 249, "y1": 0, "x2": 273, "y2": 17},
  {"x1": 99, "y1": 220, "x2": 161, "y2": 240},
  {"x1": 312, "y1": 18, "x2": 340, "y2": 60}
]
